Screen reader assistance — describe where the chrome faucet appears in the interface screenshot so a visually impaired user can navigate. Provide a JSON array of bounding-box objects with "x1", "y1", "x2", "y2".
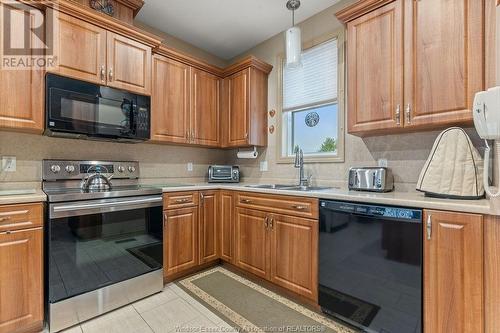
[{"x1": 294, "y1": 148, "x2": 309, "y2": 187}]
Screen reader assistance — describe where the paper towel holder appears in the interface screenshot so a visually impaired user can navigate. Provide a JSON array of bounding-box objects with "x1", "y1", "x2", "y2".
[{"x1": 237, "y1": 146, "x2": 258, "y2": 159}]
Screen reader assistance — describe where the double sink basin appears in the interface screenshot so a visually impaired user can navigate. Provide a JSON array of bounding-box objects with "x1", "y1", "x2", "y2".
[{"x1": 245, "y1": 184, "x2": 335, "y2": 192}]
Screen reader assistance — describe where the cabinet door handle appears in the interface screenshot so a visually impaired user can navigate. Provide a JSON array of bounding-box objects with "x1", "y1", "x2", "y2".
[
  {"x1": 100, "y1": 65, "x2": 106, "y2": 82},
  {"x1": 395, "y1": 104, "x2": 401, "y2": 125},
  {"x1": 200, "y1": 193, "x2": 204, "y2": 203},
  {"x1": 163, "y1": 212, "x2": 168, "y2": 227},
  {"x1": 426, "y1": 214, "x2": 432, "y2": 240},
  {"x1": 264, "y1": 216, "x2": 269, "y2": 229},
  {"x1": 108, "y1": 68, "x2": 114, "y2": 81},
  {"x1": 406, "y1": 104, "x2": 412, "y2": 124},
  {"x1": 269, "y1": 217, "x2": 274, "y2": 230},
  {"x1": 292, "y1": 205, "x2": 306, "y2": 211},
  {"x1": 241, "y1": 199, "x2": 252, "y2": 204},
  {"x1": 245, "y1": 132, "x2": 249, "y2": 139}
]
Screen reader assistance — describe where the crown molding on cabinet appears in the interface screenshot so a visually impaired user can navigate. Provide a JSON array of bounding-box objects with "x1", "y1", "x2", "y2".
[
  {"x1": 155, "y1": 45, "x2": 225, "y2": 77},
  {"x1": 43, "y1": 0, "x2": 162, "y2": 47},
  {"x1": 224, "y1": 56, "x2": 273, "y2": 77},
  {"x1": 335, "y1": 0, "x2": 395, "y2": 23}
]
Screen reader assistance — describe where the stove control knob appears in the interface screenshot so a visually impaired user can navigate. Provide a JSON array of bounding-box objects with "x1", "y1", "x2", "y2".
[
  {"x1": 65, "y1": 165, "x2": 75, "y2": 174},
  {"x1": 128, "y1": 166, "x2": 136, "y2": 173},
  {"x1": 50, "y1": 165, "x2": 61, "y2": 174},
  {"x1": 117, "y1": 166, "x2": 125, "y2": 173}
]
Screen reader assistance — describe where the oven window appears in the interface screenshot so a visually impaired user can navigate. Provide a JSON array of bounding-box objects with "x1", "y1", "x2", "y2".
[{"x1": 48, "y1": 206, "x2": 163, "y2": 303}]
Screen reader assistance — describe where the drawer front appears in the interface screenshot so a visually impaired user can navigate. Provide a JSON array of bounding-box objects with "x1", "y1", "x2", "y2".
[
  {"x1": 0, "y1": 203, "x2": 43, "y2": 232},
  {"x1": 163, "y1": 191, "x2": 199, "y2": 210},
  {"x1": 235, "y1": 192, "x2": 318, "y2": 219}
]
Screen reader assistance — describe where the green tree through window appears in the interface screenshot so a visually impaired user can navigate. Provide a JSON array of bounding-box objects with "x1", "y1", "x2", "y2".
[{"x1": 319, "y1": 137, "x2": 337, "y2": 153}]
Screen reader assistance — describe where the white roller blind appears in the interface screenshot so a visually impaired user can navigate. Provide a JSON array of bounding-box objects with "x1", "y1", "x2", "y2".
[{"x1": 283, "y1": 38, "x2": 338, "y2": 111}]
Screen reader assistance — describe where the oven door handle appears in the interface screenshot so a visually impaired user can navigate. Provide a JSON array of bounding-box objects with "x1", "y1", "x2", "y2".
[{"x1": 50, "y1": 196, "x2": 163, "y2": 218}]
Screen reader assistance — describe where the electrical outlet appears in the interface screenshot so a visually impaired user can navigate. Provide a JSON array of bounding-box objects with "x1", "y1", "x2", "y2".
[
  {"x1": 1, "y1": 156, "x2": 16, "y2": 172},
  {"x1": 378, "y1": 158, "x2": 388, "y2": 168},
  {"x1": 260, "y1": 161, "x2": 268, "y2": 172},
  {"x1": 187, "y1": 162, "x2": 193, "y2": 172}
]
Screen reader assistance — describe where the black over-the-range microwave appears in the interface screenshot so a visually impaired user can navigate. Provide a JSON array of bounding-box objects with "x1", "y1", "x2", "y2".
[{"x1": 45, "y1": 74, "x2": 151, "y2": 142}]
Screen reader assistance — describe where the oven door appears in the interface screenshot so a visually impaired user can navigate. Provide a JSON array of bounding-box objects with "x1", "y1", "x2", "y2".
[
  {"x1": 46, "y1": 74, "x2": 149, "y2": 141},
  {"x1": 47, "y1": 195, "x2": 163, "y2": 304}
]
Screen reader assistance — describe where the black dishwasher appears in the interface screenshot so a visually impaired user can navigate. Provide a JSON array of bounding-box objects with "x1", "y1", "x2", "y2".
[{"x1": 319, "y1": 200, "x2": 422, "y2": 333}]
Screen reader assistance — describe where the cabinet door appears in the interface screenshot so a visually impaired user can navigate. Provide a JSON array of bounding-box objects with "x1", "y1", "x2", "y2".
[
  {"x1": 0, "y1": 228, "x2": 43, "y2": 333},
  {"x1": 219, "y1": 191, "x2": 234, "y2": 262},
  {"x1": 403, "y1": 0, "x2": 484, "y2": 128},
  {"x1": 0, "y1": 2, "x2": 43, "y2": 133},
  {"x1": 51, "y1": 10, "x2": 107, "y2": 84},
  {"x1": 106, "y1": 32, "x2": 152, "y2": 95},
  {"x1": 234, "y1": 208, "x2": 269, "y2": 279},
  {"x1": 191, "y1": 69, "x2": 221, "y2": 147},
  {"x1": 225, "y1": 69, "x2": 250, "y2": 146},
  {"x1": 424, "y1": 210, "x2": 483, "y2": 333},
  {"x1": 163, "y1": 207, "x2": 198, "y2": 277},
  {"x1": 346, "y1": 0, "x2": 404, "y2": 135},
  {"x1": 199, "y1": 191, "x2": 219, "y2": 264},
  {"x1": 151, "y1": 56, "x2": 190, "y2": 143},
  {"x1": 270, "y1": 214, "x2": 318, "y2": 301}
]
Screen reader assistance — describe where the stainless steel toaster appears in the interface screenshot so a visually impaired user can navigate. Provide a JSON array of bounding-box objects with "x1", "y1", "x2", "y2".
[
  {"x1": 348, "y1": 167, "x2": 394, "y2": 192},
  {"x1": 208, "y1": 165, "x2": 240, "y2": 183}
]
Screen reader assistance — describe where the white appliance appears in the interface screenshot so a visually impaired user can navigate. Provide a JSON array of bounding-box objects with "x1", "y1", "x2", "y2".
[{"x1": 473, "y1": 86, "x2": 500, "y2": 197}]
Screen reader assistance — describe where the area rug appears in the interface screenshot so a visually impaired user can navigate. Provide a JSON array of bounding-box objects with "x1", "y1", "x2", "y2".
[{"x1": 176, "y1": 266, "x2": 357, "y2": 333}]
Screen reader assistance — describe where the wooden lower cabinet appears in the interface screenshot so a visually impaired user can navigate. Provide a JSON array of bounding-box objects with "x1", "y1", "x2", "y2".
[
  {"x1": 199, "y1": 191, "x2": 219, "y2": 264},
  {"x1": 219, "y1": 191, "x2": 234, "y2": 262},
  {"x1": 0, "y1": 228, "x2": 43, "y2": 333},
  {"x1": 424, "y1": 210, "x2": 483, "y2": 333},
  {"x1": 163, "y1": 207, "x2": 199, "y2": 277},
  {"x1": 234, "y1": 201, "x2": 318, "y2": 301},
  {"x1": 270, "y1": 214, "x2": 318, "y2": 301},
  {"x1": 234, "y1": 208, "x2": 270, "y2": 279}
]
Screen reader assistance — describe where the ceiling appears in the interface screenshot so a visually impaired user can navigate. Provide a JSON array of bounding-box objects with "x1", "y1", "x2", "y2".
[{"x1": 135, "y1": 0, "x2": 341, "y2": 60}]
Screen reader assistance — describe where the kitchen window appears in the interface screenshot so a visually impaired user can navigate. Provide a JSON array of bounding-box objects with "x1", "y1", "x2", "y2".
[{"x1": 278, "y1": 33, "x2": 344, "y2": 163}]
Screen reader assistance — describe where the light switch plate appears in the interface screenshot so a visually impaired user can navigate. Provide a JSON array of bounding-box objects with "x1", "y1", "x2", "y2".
[
  {"x1": 1, "y1": 156, "x2": 16, "y2": 172},
  {"x1": 187, "y1": 162, "x2": 193, "y2": 172},
  {"x1": 260, "y1": 161, "x2": 268, "y2": 172}
]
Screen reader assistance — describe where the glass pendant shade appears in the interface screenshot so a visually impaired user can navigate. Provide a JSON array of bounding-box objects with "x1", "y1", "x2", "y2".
[{"x1": 286, "y1": 26, "x2": 302, "y2": 69}]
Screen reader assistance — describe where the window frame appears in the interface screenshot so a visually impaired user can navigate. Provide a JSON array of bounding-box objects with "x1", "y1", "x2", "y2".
[{"x1": 276, "y1": 30, "x2": 345, "y2": 164}]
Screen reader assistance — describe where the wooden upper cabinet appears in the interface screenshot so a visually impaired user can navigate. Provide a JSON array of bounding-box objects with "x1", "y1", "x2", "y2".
[
  {"x1": 191, "y1": 69, "x2": 221, "y2": 146},
  {"x1": 234, "y1": 208, "x2": 269, "y2": 279},
  {"x1": 225, "y1": 69, "x2": 250, "y2": 146},
  {"x1": 270, "y1": 214, "x2": 318, "y2": 301},
  {"x1": 346, "y1": 0, "x2": 404, "y2": 134},
  {"x1": 424, "y1": 210, "x2": 483, "y2": 333},
  {"x1": 51, "y1": 10, "x2": 107, "y2": 84},
  {"x1": 338, "y1": 0, "x2": 487, "y2": 136},
  {"x1": 106, "y1": 32, "x2": 152, "y2": 95},
  {"x1": 151, "y1": 56, "x2": 190, "y2": 144},
  {"x1": 163, "y1": 207, "x2": 199, "y2": 277},
  {"x1": 199, "y1": 191, "x2": 219, "y2": 264},
  {"x1": 0, "y1": 1, "x2": 43, "y2": 133},
  {"x1": 50, "y1": 10, "x2": 152, "y2": 95},
  {"x1": 403, "y1": 0, "x2": 484, "y2": 128},
  {"x1": 0, "y1": 228, "x2": 44, "y2": 333}
]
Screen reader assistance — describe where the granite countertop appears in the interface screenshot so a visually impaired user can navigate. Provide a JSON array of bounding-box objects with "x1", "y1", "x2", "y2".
[
  {"x1": 0, "y1": 189, "x2": 47, "y2": 205},
  {"x1": 161, "y1": 183, "x2": 494, "y2": 215},
  {"x1": 0, "y1": 182, "x2": 494, "y2": 216}
]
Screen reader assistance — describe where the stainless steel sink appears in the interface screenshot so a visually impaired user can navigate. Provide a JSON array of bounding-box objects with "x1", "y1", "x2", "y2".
[{"x1": 245, "y1": 184, "x2": 336, "y2": 191}]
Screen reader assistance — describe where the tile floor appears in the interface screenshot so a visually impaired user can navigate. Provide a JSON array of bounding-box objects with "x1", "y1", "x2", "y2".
[{"x1": 45, "y1": 283, "x2": 236, "y2": 333}]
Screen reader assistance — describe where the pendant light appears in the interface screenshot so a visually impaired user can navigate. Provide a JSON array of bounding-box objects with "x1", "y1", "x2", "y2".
[{"x1": 285, "y1": 0, "x2": 302, "y2": 69}]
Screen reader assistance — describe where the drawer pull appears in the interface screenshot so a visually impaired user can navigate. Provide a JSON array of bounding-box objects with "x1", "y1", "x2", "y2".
[
  {"x1": 0, "y1": 216, "x2": 11, "y2": 222},
  {"x1": 292, "y1": 205, "x2": 306, "y2": 210},
  {"x1": 174, "y1": 198, "x2": 191, "y2": 203},
  {"x1": 241, "y1": 199, "x2": 252, "y2": 204}
]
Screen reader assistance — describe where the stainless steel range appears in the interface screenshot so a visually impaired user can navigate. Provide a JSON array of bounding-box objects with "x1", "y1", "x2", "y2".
[{"x1": 43, "y1": 160, "x2": 164, "y2": 332}]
